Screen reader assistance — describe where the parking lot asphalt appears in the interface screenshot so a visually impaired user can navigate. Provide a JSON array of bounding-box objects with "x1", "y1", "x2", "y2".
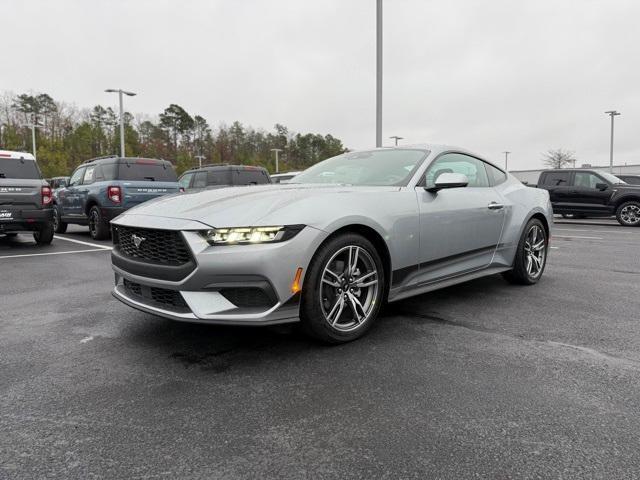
[{"x1": 2, "y1": 220, "x2": 640, "y2": 479}]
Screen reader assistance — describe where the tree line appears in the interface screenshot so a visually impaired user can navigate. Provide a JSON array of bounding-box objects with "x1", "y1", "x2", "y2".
[{"x1": 0, "y1": 91, "x2": 346, "y2": 177}]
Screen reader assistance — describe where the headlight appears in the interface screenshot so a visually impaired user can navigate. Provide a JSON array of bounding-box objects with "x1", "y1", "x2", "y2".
[{"x1": 200, "y1": 225, "x2": 305, "y2": 245}]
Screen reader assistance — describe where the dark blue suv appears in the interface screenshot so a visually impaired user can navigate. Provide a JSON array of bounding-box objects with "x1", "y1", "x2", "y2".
[{"x1": 53, "y1": 156, "x2": 180, "y2": 239}]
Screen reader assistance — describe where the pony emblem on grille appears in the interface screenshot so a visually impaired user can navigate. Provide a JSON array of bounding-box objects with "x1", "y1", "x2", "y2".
[{"x1": 132, "y1": 234, "x2": 146, "y2": 248}]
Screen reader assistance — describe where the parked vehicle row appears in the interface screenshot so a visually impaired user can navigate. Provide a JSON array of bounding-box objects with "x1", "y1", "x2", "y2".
[
  {"x1": 110, "y1": 145, "x2": 553, "y2": 343},
  {"x1": 0, "y1": 150, "x2": 54, "y2": 244},
  {"x1": 536, "y1": 168, "x2": 640, "y2": 226},
  {"x1": 52, "y1": 156, "x2": 181, "y2": 239}
]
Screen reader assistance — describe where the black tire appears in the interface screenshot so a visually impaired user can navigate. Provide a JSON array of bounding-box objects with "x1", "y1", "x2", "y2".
[
  {"x1": 299, "y1": 233, "x2": 385, "y2": 344},
  {"x1": 33, "y1": 221, "x2": 54, "y2": 245},
  {"x1": 502, "y1": 218, "x2": 548, "y2": 285},
  {"x1": 52, "y1": 204, "x2": 67, "y2": 234},
  {"x1": 88, "y1": 206, "x2": 110, "y2": 240},
  {"x1": 615, "y1": 201, "x2": 640, "y2": 227}
]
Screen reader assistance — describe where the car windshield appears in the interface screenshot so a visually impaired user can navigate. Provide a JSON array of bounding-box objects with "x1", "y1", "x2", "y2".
[
  {"x1": 290, "y1": 149, "x2": 428, "y2": 186},
  {"x1": 607, "y1": 173, "x2": 628, "y2": 184}
]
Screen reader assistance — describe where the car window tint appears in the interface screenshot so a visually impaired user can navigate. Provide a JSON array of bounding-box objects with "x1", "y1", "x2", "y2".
[
  {"x1": 179, "y1": 173, "x2": 193, "y2": 189},
  {"x1": 83, "y1": 166, "x2": 95, "y2": 184},
  {"x1": 425, "y1": 153, "x2": 490, "y2": 188},
  {"x1": 574, "y1": 172, "x2": 601, "y2": 189},
  {"x1": 207, "y1": 170, "x2": 232, "y2": 185},
  {"x1": 485, "y1": 162, "x2": 507, "y2": 185},
  {"x1": 544, "y1": 171, "x2": 570, "y2": 186},
  {"x1": 0, "y1": 158, "x2": 40, "y2": 179},
  {"x1": 193, "y1": 172, "x2": 208, "y2": 188},
  {"x1": 69, "y1": 167, "x2": 85, "y2": 186}
]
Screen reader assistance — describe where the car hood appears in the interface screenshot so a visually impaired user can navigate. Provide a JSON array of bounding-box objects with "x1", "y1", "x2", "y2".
[{"x1": 117, "y1": 184, "x2": 400, "y2": 229}]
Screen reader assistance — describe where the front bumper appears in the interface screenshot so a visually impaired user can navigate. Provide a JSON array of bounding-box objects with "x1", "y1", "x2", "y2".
[{"x1": 110, "y1": 220, "x2": 327, "y2": 326}]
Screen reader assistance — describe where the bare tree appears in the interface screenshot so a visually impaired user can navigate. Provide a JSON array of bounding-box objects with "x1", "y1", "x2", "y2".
[{"x1": 542, "y1": 148, "x2": 576, "y2": 169}]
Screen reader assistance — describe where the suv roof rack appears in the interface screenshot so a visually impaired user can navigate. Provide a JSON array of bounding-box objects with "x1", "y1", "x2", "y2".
[{"x1": 82, "y1": 155, "x2": 118, "y2": 164}]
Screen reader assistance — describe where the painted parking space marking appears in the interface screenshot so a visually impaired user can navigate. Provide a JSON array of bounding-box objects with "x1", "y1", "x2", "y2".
[
  {"x1": 553, "y1": 235, "x2": 603, "y2": 240},
  {"x1": 54, "y1": 235, "x2": 112, "y2": 250},
  {"x1": 0, "y1": 248, "x2": 110, "y2": 260}
]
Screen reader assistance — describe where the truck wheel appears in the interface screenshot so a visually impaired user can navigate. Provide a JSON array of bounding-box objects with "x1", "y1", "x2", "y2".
[
  {"x1": 33, "y1": 222, "x2": 54, "y2": 245},
  {"x1": 616, "y1": 201, "x2": 640, "y2": 227},
  {"x1": 88, "y1": 206, "x2": 110, "y2": 240},
  {"x1": 53, "y1": 205, "x2": 67, "y2": 234}
]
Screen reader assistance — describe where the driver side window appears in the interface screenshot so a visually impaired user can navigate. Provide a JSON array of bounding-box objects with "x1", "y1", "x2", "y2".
[
  {"x1": 68, "y1": 167, "x2": 85, "y2": 187},
  {"x1": 424, "y1": 153, "x2": 490, "y2": 188}
]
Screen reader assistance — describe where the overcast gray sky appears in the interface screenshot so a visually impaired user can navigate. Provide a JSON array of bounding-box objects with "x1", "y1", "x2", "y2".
[{"x1": 4, "y1": 0, "x2": 639, "y2": 170}]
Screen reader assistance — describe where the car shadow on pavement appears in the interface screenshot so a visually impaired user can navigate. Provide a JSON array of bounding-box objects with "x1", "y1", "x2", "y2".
[{"x1": 117, "y1": 273, "x2": 513, "y2": 374}]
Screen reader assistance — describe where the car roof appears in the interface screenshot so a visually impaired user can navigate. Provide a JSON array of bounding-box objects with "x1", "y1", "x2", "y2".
[
  {"x1": 0, "y1": 150, "x2": 36, "y2": 161},
  {"x1": 82, "y1": 156, "x2": 169, "y2": 165},
  {"x1": 182, "y1": 164, "x2": 268, "y2": 174}
]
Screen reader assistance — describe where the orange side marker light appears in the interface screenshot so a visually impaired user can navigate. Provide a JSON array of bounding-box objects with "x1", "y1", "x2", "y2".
[{"x1": 291, "y1": 268, "x2": 304, "y2": 294}]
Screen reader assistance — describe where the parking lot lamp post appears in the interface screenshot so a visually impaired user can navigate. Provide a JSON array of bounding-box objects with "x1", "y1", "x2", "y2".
[
  {"x1": 270, "y1": 148, "x2": 282, "y2": 173},
  {"x1": 23, "y1": 117, "x2": 43, "y2": 160},
  {"x1": 105, "y1": 89, "x2": 137, "y2": 158},
  {"x1": 376, "y1": 0, "x2": 383, "y2": 147},
  {"x1": 389, "y1": 135, "x2": 403, "y2": 146},
  {"x1": 194, "y1": 155, "x2": 206, "y2": 168},
  {"x1": 503, "y1": 151, "x2": 510, "y2": 171},
  {"x1": 605, "y1": 110, "x2": 620, "y2": 173}
]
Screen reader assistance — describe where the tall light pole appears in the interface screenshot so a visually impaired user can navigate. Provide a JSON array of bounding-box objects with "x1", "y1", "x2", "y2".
[
  {"x1": 105, "y1": 89, "x2": 136, "y2": 158},
  {"x1": 194, "y1": 155, "x2": 206, "y2": 168},
  {"x1": 23, "y1": 116, "x2": 43, "y2": 159},
  {"x1": 376, "y1": 0, "x2": 383, "y2": 147},
  {"x1": 605, "y1": 110, "x2": 620, "y2": 173},
  {"x1": 389, "y1": 135, "x2": 403, "y2": 146},
  {"x1": 271, "y1": 148, "x2": 282, "y2": 173},
  {"x1": 503, "y1": 151, "x2": 510, "y2": 171}
]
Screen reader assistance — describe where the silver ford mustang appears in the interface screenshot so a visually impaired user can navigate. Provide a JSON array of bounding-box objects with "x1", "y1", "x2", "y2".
[{"x1": 110, "y1": 145, "x2": 552, "y2": 343}]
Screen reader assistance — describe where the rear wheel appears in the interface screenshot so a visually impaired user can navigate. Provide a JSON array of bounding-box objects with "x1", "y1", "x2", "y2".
[
  {"x1": 300, "y1": 233, "x2": 385, "y2": 344},
  {"x1": 88, "y1": 206, "x2": 110, "y2": 240},
  {"x1": 53, "y1": 205, "x2": 67, "y2": 233},
  {"x1": 503, "y1": 218, "x2": 548, "y2": 285},
  {"x1": 616, "y1": 201, "x2": 640, "y2": 227},
  {"x1": 33, "y1": 222, "x2": 54, "y2": 245}
]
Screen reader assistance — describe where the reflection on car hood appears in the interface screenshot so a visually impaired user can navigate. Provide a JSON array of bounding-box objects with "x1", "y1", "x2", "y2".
[{"x1": 119, "y1": 184, "x2": 400, "y2": 228}]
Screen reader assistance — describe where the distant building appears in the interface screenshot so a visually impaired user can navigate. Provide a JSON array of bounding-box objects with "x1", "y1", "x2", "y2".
[{"x1": 510, "y1": 164, "x2": 640, "y2": 185}]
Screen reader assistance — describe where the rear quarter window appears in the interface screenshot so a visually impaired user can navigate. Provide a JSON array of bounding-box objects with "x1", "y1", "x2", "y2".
[
  {"x1": 234, "y1": 169, "x2": 270, "y2": 185},
  {"x1": 542, "y1": 171, "x2": 571, "y2": 186},
  {"x1": 0, "y1": 159, "x2": 41, "y2": 179},
  {"x1": 117, "y1": 162, "x2": 178, "y2": 181}
]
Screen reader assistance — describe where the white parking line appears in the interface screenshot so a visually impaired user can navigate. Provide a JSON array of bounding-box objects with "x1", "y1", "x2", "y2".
[
  {"x1": 554, "y1": 228, "x2": 634, "y2": 235},
  {"x1": 54, "y1": 235, "x2": 112, "y2": 250},
  {"x1": 553, "y1": 235, "x2": 603, "y2": 240},
  {"x1": 0, "y1": 248, "x2": 109, "y2": 260}
]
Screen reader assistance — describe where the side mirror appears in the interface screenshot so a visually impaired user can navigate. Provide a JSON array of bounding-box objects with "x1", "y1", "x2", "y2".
[
  {"x1": 426, "y1": 172, "x2": 469, "y2": 192},
  {"x1": 595, "y1": 183, "x2": 608, "y2": 191}
]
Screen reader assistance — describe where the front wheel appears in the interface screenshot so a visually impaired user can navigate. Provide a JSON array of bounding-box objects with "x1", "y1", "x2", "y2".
[
  {"x1": 88, "y1": 206, "x2": 110, "y2": 240},
  {"x1": 616, "y1": 201, "x2": 640, "y2": 227},
  {"x1": 502, "y1": 219, "x2": 548, "y2": 285},
  {"x1": 300, "y1": 233, "x2": 385, "y2": 344},
  {"x1": 33, "y1": 222, "x2": 54, "y2": 245}
]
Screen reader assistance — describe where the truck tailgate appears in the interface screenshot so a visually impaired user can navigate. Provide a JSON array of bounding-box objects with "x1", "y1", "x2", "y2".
[{"x1": 122, "y1": 181, "x2": 180, "y2": 206}]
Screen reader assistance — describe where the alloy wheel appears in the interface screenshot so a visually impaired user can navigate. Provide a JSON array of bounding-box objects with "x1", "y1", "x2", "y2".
[
  {"x1": 52, "y1": 208, "x2": 59, "y2": 231},
  {"x1": 523, "y1": 225, "x2": 546, "y2": 279},
  {"x1": 89, "y1": 210, "x2": 99, "y2": 237},
  {"x1": 319, "y1": 245, "x2": 379, "y2": 332},
  {"x1": 620, "y1": 204, "x2": 640, "y2": 225}
]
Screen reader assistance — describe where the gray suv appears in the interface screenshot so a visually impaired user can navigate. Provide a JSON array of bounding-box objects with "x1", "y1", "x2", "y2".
[{"x1": 0, "y1": 150, "x2": 54, "y2": 244}]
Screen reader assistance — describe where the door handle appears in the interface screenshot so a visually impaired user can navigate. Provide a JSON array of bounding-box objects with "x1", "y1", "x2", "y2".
[{"x1": 488, "y1": 202, "x2": 504, "y2": 210}]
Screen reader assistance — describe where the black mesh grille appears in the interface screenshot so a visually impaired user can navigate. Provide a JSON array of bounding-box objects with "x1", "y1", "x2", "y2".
[
  {"x1": 219, "y1": 287, "x2": 275, "y2": 308},
  {"x1": 123, "y1": 279, "x2": 188, "y2": 311},
  {"x1": 115, "y1": 226, "x2": 191, "y2": 265},
  {"x1": 123, "y1": 278, "x2": 141, "y2": 296}
]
